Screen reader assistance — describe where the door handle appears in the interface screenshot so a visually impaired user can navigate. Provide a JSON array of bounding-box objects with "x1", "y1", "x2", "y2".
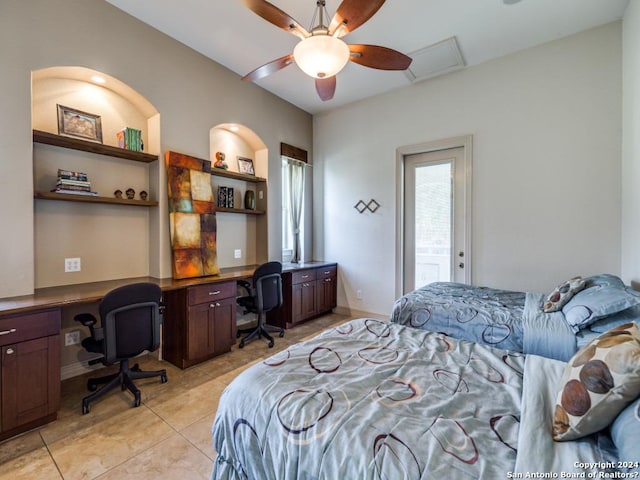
[
  {"x1": 459, "y1": 251, "x2": 464, "y2": 258},
  {"x1": 459, "y1": 262, "x2": 464, "y2": 269}
]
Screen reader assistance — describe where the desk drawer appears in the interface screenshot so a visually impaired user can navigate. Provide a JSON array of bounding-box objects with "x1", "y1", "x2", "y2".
[
  {"x1": 188, "y1": 282, "x2": 236, "y2": 306},
  {"x1": 292, "y1": 269, "x2": 317, "y2": 285},
  {"x1": 317, "y1": 266, "x2": 337, "y2": 279},
  {"x1": 0, "y1": 309, "x2": 61, "y2": 347}
]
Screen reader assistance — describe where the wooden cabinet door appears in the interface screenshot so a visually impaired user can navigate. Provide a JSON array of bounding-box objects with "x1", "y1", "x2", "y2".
[
  {"x1": 317, "y1": 276, "x2": 337, "y2": 313},
  {"x1": 301, "y1": 281, "x2": 317, "y2": 321},
  {"x1": 212, "y1": 297, "x2": 235, "y2": 355},
  {"x1": 186, "y1": 303, "x2": 214, "y2": 362},
  {"x1": 292, "y1": 280, "x2": 318, "y2": 324},
  {"x1": 1, "y1": 335, "x2": 60, "y2": 432},
  {"x1": 291, "y1": 283, "x2": 305, "y2": 324}
]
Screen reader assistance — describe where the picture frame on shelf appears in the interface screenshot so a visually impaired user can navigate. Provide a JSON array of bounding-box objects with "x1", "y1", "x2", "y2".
[
  {"x1": 57, "y1": 104, "x2": 103, "y2": 143},
  {"x1": 237, "y1": 156, "x2": 255, "y2": 175}
]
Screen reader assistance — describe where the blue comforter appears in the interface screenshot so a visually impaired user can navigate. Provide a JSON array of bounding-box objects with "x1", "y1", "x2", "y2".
[
  {"x1": 211, "y1": 318, "x2": 617, "y2": 480},
  {"x1": 391, "y1": 282, "x2": 577, "y2": 361}
]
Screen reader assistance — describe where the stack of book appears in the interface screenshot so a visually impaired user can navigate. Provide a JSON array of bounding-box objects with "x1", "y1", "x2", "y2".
[
  {"x1": 51, "y1": 169, "x2": 97, "y2": 196},
  {"x1": 116, "y1": 127, "x2": 143, "y2": 152}
]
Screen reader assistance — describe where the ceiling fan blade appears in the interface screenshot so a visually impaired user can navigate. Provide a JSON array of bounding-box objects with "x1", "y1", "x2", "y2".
[
  {"x1": 242, "y1": 54, "x2": 294, "y2": 82},
  {"x1": 242, "y1": 0, "x2": 309, "y2": 38},
  {"x1": 348, "y1": 44, "x2": 412, "y2": 70},
  {"x1": 315, "y1": 76, "x2": 336, "y2": 101},
  {"x1": 329, "y1": 0, "x2": 386, "y2": 37}
]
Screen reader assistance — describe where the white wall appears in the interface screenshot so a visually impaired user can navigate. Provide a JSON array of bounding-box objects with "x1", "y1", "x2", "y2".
[
  {"x1": 622, "y1": 0, "x2": 640, "y2": 285},
  {"x1": 314, "y1": 23, "x2": 622, "y2": 316}
]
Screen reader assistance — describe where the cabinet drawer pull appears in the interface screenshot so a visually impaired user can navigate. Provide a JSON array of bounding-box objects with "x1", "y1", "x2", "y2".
[
  {"x1": 210, "y1": 302, "x2": 221, "y2": 308},
  {"x1": 325, "y1": 278, "x2": 332, "y2": 282},
  {"x1": 5, "y1": 348, "x2": 14, "y2": 355},
  {"x1": 209, "y1": 291, "x2": 221, "y2": 296},
  {"x1": 323, "y1": 270, "x2": 331, "y2": 274},
  {"x1": 301, "y1": 275, "x2": 309, "y2": 279},
  {"x1": 0, "y1": 328, "x2": 17, "y2": 336}
]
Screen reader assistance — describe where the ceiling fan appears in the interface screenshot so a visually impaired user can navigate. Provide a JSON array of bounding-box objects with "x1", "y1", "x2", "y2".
[{"x1": 241, "y1": 0, "x2": 412, "y2": 101}]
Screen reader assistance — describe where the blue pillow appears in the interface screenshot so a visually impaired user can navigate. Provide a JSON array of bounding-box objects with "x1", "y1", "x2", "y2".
[
  {"x1": 582, "y1": 273, "x2": 625, "y2": 289},
  {"x1": 610, "y1": 398, "x2": 640, "y2": 474},
  {"x1": 562, "y1": 276, "x2": 640, "y2": 333},
  {"x1": 588, "y1": 304, "x2": 640, "y2": 333}
]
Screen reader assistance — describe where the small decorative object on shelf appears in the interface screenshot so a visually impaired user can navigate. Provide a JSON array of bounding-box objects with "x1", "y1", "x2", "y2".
[
  {"x1": 52, "y1": 168, "x2": 98, "y2": 196},
  {"x1": 139, "y1": 190, "x2": 148, "y2": 201},
  {"x1": 226, "y1": 187, "x2": 234, "y2": 208},
  {"x1": 244, "y1": 190, "x2": 255, "y2": 210},
  {"x1": 217, "y1": 186, "x2": 227, "y2": 207},
  {"x1": 57, "y1": 105, "x2": 103, "y2": 143},
  {"x1": 237, "y1": 156, "x2": 255, "y2": 175},
  {"x1": 114, "y1": 189, "x2": 123, "y2": 199},
  {"x1": 214, "y1": 151, "x2": 228, "y2": 170},
  {"x1": 126, "y1": 188, "x2": 135, "y2": 200},
  {"x1": 116, "y1": 127, "x2": 143, "y2": 152}
]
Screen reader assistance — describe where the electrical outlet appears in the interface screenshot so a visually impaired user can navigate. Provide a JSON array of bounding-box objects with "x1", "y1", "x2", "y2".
[
  {"x1": 356, "y1": 289, "x2": 363, "y2": 300},
  {"x1": 65, "y1": 331, "x2": 80, "y2": 346},
  {"x1": 234, "y1": 249, "x2": 242, "y2": 259},
  {"x1": 64, "y1": 257, "x2": 81, "y2": 272}
]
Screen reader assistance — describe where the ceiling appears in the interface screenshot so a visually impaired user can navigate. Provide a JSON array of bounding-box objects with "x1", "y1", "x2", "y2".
[{"x1": 105, "y1": 0, "x2": 630, "y2": 115}]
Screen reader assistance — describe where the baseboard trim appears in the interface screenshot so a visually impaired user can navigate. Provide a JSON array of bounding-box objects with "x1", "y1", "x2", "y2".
[
  {"x1": 334, "y1": 306, "x2": 388, "y2": 320},
  {"x1": 60, "y1": 359, "x2": 104, "y2": 380}
]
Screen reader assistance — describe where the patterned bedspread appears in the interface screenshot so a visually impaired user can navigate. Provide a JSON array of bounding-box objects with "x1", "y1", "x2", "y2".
[
  {"x1": 211, "y1": 318, "x2": 526, "y2": 480},
  {"x1": 391, "y1": 282, "x2": 527, "y2": 352}
]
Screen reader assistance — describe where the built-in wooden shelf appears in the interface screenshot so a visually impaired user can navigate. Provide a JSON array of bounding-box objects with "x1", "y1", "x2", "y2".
[
  {"x1": 33, "y1": 130, "x2": 158, "y2": 163},
  {"x1": 216, "y1": 206, "x2": 264, "y2": 215},
  {"x1": 34, "y1": 191, "x2": 158, "y2": 207},
  {"x1": 210, "y1": 167, "x2": 265, "y2": 183}
]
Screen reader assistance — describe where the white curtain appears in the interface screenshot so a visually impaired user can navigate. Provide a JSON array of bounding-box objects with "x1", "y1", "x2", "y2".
[{"x1": 287, "y1": 159, "x2": 305, "y2": 263}]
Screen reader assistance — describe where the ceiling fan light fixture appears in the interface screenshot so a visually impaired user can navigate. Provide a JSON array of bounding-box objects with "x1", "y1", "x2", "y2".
[{"x1": 293, "y1": 34, "x2": 350, "y2": 79}]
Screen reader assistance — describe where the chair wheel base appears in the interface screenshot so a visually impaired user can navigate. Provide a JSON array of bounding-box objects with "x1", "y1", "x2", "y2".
[
  {"x1": 239, "y1": 340, "x2": 245, "y2": 348},
  {"x1": 279, "y1": 331, "x2": 285, "y2": 338},
  {"x1": 268, "y1": 340, "x2": 274, "y2": 348}
]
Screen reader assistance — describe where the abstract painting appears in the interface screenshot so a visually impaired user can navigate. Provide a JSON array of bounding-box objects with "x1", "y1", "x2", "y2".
[{"x1": 166, "y1": 151, "x2": 220, "y2": 279}]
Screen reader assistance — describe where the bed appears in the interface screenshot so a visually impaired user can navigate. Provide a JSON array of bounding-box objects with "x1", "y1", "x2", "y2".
[
  {"x1": 390, "y1": 274, "x2": 640, "y2": 361},
  {"x1": 211, "y1": 318, "x2": 639, "y2": 479}
]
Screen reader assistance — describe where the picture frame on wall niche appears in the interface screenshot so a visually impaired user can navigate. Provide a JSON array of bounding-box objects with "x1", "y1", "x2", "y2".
[
  {"x1": 57, "y1": 104, "x2": 103, "y2": 143},
  {"x1": 237, "y1": 156, "x2": 255, "y2": 175}
]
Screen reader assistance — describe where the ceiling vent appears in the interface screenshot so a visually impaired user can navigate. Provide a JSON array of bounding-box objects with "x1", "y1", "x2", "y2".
[{"x1": 405, "y1": 37, "x2": 465, "y2": 83}]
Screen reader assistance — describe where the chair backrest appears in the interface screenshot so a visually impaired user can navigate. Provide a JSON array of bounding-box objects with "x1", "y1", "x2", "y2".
[
  {"x1": 253, "y1": 261, "x2": 283, "y2": 313},
  {"x1": 99, "y1": 282, "x2": 162, "y2": 364}
]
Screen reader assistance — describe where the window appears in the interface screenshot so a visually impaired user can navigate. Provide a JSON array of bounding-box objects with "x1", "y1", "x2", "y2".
[
  {"x1": 280, "y1": 143, "x2": 308, "y2": 263},
  {"x1": 282, "y1": 158, "x2": 295, "y2": 262}
]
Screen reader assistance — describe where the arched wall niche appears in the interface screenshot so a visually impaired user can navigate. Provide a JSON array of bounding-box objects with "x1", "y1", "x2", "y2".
[
  {"x1": 209, "y1": 123, "x2": 269, "y2": 267},
  {"x1": 32, "y1": 66, "x2": 160, "y2": 154},
  {"x1": 31, "y1": 66, "x2": 166, "y2": 288}
]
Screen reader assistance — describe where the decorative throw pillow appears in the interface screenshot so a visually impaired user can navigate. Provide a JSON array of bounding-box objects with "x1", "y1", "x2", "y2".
[
  {"x1": 543, "y1": 276, "x2": 586, "y2": 313},
  {"x1": 552, "y1": 322, "x2": 640, "y2": 441},
  {"x1": 610, "y1": 397, "x2": 640, "y2": 469},
  {"x1": 562, "y1": 281, "x2": 640, "y2": 333}
]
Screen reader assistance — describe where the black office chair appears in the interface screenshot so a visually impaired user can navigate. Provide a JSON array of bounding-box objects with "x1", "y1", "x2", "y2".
[
  {"x1": 236, "y1": 261, "x2": 285, "y2": 348},
  {"x1": 75, "y1": 282, "x2": 167, "y2": 414}
]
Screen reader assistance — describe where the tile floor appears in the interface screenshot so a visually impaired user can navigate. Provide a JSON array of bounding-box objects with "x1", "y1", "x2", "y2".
[{"x1": 0, "y1": 312, "x2": 379, "y2": 479}]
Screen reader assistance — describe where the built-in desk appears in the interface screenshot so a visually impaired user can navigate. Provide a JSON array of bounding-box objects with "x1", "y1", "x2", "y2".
[{"x1": 0, "y1": 261, "x2": 337, "y2": 440}]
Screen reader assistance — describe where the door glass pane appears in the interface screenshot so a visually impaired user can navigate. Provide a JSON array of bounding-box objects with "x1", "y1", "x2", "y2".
[{"x1": 414, "y1": 162, "x2": 452, "y2": 288}]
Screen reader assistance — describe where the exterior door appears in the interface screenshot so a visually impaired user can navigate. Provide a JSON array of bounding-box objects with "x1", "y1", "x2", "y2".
[{"x1": 403, "y1": 147, "x2": 469, "y2": 293}]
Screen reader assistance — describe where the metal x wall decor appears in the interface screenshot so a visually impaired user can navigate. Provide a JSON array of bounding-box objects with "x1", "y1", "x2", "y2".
[{"x1": 354, "y1": 199, "x2": 380, "y2": 213}]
